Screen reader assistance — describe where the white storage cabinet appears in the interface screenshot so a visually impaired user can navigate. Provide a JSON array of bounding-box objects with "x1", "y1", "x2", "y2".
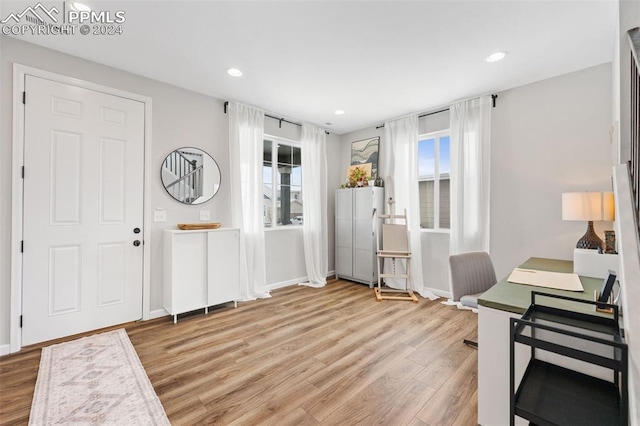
[
  {"x1": 335, "y1": 187, "x2": 384, "y2": 287},
  {"x1": 164, "y1": 228, "x2": 241, "y2": 323}
]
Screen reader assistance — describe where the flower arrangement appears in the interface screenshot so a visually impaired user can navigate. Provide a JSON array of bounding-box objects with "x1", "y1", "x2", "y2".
[{"x1": 348, "y1": 165, "x2": 369, "y2": 187}]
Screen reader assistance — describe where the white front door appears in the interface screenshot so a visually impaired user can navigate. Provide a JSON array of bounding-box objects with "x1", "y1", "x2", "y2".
[{"x1": 22, "y1": 75, "x2": 145, "y2": 346}]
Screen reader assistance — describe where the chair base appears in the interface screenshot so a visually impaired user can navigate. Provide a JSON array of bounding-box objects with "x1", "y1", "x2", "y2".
[
  {"x1": 374, "y1": 287, "x2": 419, "y2": 303},
  {"x1": 463, "y1": 339, "x2": 478, "y2": 349}
]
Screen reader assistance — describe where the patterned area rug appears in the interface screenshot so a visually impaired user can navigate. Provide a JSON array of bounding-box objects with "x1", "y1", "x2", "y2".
[{"x1": 29, "y1": 329, "x2": 170, "y2": 425}]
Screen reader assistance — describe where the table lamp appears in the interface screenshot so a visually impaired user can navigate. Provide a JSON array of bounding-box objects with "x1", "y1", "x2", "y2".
[{"x1": 562, "y1": 192, "x2": 614, "y2": 250}]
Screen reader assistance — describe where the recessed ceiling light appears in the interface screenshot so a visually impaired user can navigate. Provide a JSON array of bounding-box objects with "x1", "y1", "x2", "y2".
[
  {"x1": 69, "y1": 2, "x2": 91, "y2": 12},
  {"x1": 325, "y1": 122, "x2": 333, "y2": 126},
  {"x1": 227, "y1": 68, "x2": 243, "y2": 77},
  {"x1": 334, "y1": 110, "x2": 345, "y2": 115},
  {"x1": 485, "y1": 51, "x2": 507, "y2": 63}
]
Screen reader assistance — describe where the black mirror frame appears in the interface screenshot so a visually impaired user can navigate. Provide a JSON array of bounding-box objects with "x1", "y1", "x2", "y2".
[{"x1": 160, "y1": 147, "x2": 221, "y2": 205}]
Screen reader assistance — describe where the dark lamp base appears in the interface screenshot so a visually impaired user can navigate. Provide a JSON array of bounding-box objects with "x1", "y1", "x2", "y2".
[{"x1": 575, "y1": 221, "x2": 602, "y2": 250}]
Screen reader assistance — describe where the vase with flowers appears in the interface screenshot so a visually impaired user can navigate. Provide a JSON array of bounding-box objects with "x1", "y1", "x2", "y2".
[{"x1": 348, "y1": 166, "x2": 370, "y2": 188}]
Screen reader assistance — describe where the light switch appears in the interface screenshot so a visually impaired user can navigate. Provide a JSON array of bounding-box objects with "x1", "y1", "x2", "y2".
[
  {"x1": 200, "y1": 210, "x2": 210, "y2": 221},
  {"x1": 154, "y1": 209, "x2": 166, "y2": 222}
]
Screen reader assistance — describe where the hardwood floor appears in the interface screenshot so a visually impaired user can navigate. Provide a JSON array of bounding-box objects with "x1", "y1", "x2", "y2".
[{"x1": 0, "y1": 280, "x2": 478, "y2": 425}]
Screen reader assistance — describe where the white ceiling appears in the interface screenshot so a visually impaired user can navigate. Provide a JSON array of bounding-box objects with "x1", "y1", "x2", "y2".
[{"x1": 2, "y1": 0, "x2": 618, "y2": 134}]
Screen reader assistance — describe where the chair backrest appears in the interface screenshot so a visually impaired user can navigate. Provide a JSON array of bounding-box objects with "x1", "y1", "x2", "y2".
[
  {"x1": 449, "y1": 251, "x2": 497, "y2": 302},
  {"x1": 382, "y1": 224, "x2": 409, "y2": 252}
]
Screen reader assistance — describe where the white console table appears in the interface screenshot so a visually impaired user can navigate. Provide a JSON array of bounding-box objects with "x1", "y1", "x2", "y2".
[{"x1": 164, "y1": 228, "x2": 241, "y2": 323}]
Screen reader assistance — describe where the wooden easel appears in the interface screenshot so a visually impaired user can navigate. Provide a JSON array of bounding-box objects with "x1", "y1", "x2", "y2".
[{"x1": 374, "y1": 197, "x2": 418, "y2": 303}]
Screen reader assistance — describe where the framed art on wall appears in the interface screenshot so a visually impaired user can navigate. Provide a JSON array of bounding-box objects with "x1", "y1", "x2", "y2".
[{"x1": 351, "y1": 137, "x2": 379, "y2": 178}]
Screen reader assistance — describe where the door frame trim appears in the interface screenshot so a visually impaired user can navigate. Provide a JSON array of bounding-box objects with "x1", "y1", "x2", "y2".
[{"x1": 10, "y1": 64, "x2": 153, "y2": 353}]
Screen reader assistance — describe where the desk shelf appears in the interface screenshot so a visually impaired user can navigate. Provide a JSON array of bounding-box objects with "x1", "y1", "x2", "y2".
[
  {"x1": 510, "y1": 292, "x2": 628, "y2": 426},
  {"x1": 516, "y1": 359, "x2": 622, "y2": 426}
]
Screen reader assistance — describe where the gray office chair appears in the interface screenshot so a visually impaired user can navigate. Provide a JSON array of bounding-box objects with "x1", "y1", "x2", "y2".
[{"x1": 449, "y1": 251, "x2": 497, "y2": 348}]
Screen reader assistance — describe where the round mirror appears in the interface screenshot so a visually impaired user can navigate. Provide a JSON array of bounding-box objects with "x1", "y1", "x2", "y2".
[{"x1": 161, "y1": 147, "x2": 221, "y2": 204}]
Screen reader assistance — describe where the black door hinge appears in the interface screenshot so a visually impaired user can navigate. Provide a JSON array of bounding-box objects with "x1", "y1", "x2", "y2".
[
  {"x1": 22, "y1": 166, "x2": 25, "y2": 179},
  {"x1": 23, "y1": 91, "x2": 26, "y2": 104},
  {"x1": 19, "y1": 315, "x2": 23, "y2": 328},
  {"x1": 21, "y1": 240, "x2": 23, "y2": 253}
]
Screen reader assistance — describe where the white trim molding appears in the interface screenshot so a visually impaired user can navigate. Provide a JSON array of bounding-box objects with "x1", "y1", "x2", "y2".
[
  {"x1": 423, "y1": 287, "x2": 450, "y2": 299},
  {"x1": 149, "y1": 309, "x2": 169, "y2": 320},
  {"x1": 10, "y1": 64, "x2": 153, "y2": 353},
  {"x1": 266, "y1": 276, "x2": 309, "y2": 292},
  {"x1": 0, "y1": 344, "x2": 11, "y2": 357}
]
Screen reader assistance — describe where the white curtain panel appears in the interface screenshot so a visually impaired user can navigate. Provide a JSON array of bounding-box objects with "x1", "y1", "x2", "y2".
[
  {"x1": 449, "y1": 95, "x2": 492, "y2": 255},
  {"x1": 228, "y1": 102, "x2": 270, "y2": 300},
  {"x1": 300, "y1": 123, "x2": 328, "y2": 288},
  {"x1": 382, "y1": 115, "x2": 435, "y2": 297}
]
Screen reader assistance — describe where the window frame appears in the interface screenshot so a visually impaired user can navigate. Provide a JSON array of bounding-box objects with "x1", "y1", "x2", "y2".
[
  {"x1": 263, "y1": 134, "x2": 303, "y2": 229},
  {"x1": 418, "y1": 129, "x2": 451, "y2": 233}
]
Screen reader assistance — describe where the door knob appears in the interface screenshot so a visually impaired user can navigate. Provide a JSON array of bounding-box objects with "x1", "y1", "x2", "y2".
[
  {"x1": 133, "y1": 240, "x2": 141, "y2": 247},
  {"x1": 133, "y1": 227, "x2": 141, "y2": 234}
]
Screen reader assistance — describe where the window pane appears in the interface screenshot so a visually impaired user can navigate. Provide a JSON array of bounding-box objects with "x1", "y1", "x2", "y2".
[
  {"x1": 291, "y1": 165, "x2": 302, "y2": 186},
  {"x1": 277, "y1": 144, "x2": 293, "y2": 165},
  {"x1": 418, "y1": 138, "x2": 435, "y2": 178},
  {"x1": 439, "y1": 136, "x2": 450, "y2": 175},
  {"x1": 277, "y1": 176, "x2": 292, "y2": 226},
  {"x1": 290, "y1": 147, "x2": 302, "y2": 190},
  {"x1": 264, "y1": 199, "x2": 273, "y2": 226},
  {"x1": 264, "y1": 139, "x2": 303, "y2": 226},
  {"x1": 419, "y1": 180, "x2": 435, "y2": 228},
  {"x1": 264, "y1": 140, "x2": 273, "y2": 161},
  {"x1": 292, "y1": 146, "x2": 301, "y2": 166},
  {"x1": 263, "y1": 140, "x2": 273, "y2": 226},
  {"x1": 263, "y1": 164, "x2": 272, "y2": 184},
  {"x1": 277, "y1": 144, "x2": 297, "y2": 225},
  {"x1": 439, "y1": 177, "x2": 450, "y2": 229},
  {"x1": 290, "y1": 185, "x2": 302, "y2": 225}
]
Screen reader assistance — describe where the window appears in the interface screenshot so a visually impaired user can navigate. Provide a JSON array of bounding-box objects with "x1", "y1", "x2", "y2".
[
  {"x1": 418, "y1": 131, "x2": 450, "y2": 230},
  {"x1": 263, "y1": 136, "x2": 302, "y2": 227}
]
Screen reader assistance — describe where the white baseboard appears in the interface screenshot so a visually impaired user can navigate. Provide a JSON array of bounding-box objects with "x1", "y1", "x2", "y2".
[
  {"x1": 0, "y1": 344, "x2": 11, "y2": 356},
  {"x1": 266, "y1": 276, "x2": 308, "y2": 291},
  {"x1": 266, "y1": 271, "x2": 336, "y2": 291},
  {"x1": 424, "y1": 287, "x2": 451, "y2": 299},
  {"x1": 149, "y1": 308, "x2": 169, "y2": 320}
]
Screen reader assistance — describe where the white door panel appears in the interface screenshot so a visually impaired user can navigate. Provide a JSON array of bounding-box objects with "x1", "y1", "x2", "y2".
[{"x1": 22, "y1": 75, "x2": 145, "y2": 346}]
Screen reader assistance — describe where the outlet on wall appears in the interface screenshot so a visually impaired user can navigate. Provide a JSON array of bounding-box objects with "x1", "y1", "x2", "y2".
[
  {"x1": 154, "y1": 209, "x2": 166, "y2": 223},
  {"x1": 200, "y1": 210, "x2": 210, "y2": 221}
]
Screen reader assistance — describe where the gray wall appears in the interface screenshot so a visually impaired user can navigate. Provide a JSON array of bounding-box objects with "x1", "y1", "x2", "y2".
[
  {"x1": 491, "y1": 63, "x2": 613, "y2": 279},
  {"x1": 0, "y1": 37, "x2": 336, "y2": 348},
  {"x1": 338, "y1": 63, "x2": 613, "y2": 294}
]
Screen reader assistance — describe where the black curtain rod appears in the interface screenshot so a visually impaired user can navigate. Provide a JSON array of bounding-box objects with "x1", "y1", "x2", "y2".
[
  {"x1": 375, "y1": 107, "x2": 449, "y2": 129},
  {"x1": 419, "y1": 107, "x2": 450, "y2": 119},
  {"x1": 223, "y1": 102, "x2": 329, "y2": 134},
  {"x1": 375, "y1": 94, "x2": 498, "y2": 130}
]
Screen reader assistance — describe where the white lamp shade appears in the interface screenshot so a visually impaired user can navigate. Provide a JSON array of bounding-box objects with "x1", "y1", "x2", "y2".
[
  {"x1": 562, "y1": 192, "x2": 614, "y2": 221},
  {"x1": 602, "y1": 192, "x2": 615, "y2": 221}
]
